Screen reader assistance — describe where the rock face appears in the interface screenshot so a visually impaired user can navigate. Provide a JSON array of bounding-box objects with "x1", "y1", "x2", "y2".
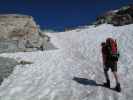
[
  {"x1": 95, "y1": 4, "x2": 133, "y2": 26},
  {"x1": 0, "y1": 14, "x2": 51, "y2": 53},
  {"x1": 0, "y1": 57, "x2": 18, "y2": 85}
]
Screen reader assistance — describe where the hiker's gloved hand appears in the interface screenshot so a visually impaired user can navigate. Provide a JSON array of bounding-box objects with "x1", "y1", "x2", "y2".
[{"x1": 117, "y1": 52, "x2": 120, "y2": 58}]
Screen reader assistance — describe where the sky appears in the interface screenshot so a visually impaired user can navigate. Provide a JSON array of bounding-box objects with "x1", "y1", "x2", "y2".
[{"x1": 0, "y1": 0, "x2": 132, "y2": 31}]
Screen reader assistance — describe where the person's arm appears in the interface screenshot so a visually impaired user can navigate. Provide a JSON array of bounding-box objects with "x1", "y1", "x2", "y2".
[
  {"x1": 102, "y1": 54, "x2": 106, "y2": 64},
  {"x1": 101, "y1": 48, "x2": 106, "y2": 64}
]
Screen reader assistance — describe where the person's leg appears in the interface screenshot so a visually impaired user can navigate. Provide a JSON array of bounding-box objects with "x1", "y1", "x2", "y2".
[
  {"x1": 112, "y1": 71, "x2": 119, "y2": 84},
  {"x1": 103, "y1": 66, "x2": 110, "y2": 87},
  {"x1": 111, "y1": 62, "x2": 121, "y2": 92},
  {"x1": 112, "y1": 71, "x2": 121, "y2": 92},
  {"x1": 104, "y1": 69, "x2": 110, "y2": 82}
]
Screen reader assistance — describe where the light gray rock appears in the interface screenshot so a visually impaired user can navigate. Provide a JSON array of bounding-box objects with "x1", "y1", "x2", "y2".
[{"x1": 0, "y1": 14, "x2": 55, "y2": 53}]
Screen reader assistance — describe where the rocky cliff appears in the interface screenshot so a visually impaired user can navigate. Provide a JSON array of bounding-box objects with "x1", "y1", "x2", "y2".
[
  {"x1": 94, "y1": 4, "x2": 133, "y2": 26},
  {"x1": 0, "y1": 14, "x2": 52, "y2": 53}
]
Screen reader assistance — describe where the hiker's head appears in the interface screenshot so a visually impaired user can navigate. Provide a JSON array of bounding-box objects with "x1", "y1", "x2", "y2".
[
  {"x1": 101, "y1": 42, "x2": 106, "y2": 47},
  {"x1": 106, "y1": 38, "x2": 113, "y2": 45}
]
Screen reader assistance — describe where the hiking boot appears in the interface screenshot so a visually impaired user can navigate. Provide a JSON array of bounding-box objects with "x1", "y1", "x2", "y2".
[
  {"x1": 103, "y1": 80, "x2": 110, "y2": 88},
  {"x1": 115, "y1": 83, "x2": 121, "y2": 92}
]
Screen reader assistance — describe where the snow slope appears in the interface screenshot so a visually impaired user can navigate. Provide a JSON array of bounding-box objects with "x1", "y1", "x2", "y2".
[{"x1": 0, "y1": 24, "x2": 133, "y2": 100}]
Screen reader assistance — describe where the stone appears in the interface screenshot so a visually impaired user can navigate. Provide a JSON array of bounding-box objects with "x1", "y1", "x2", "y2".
[
  {"x1": 0, "y1": 14, "x2": 55, "y2": 53},
  {"x1": 94, "y1": 4, "x2": 133, "y2": 26}
]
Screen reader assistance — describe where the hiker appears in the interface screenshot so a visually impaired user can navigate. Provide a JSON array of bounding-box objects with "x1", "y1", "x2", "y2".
[{"x1": 101, "y1": 38, "x2": 121, "y2": 92}]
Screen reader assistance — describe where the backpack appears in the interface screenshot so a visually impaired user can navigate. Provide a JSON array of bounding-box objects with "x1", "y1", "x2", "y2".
[{"x1": 106, "y1": 38, "x2": 120, "y2": 61}]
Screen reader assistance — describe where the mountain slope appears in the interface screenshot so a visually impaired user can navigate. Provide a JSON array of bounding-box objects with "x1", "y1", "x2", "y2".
[{"x1": 0, "y1": 24, "x2": 133, "y2": 100}]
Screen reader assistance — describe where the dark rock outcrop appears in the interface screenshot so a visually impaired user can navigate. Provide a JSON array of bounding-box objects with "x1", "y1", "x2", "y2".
[
  {"x1": 94, "y1": 4, "x2": 133, "y2": 26},
  {"x1": 0, "y1": 57, "x2": 18, "y2": 85}
]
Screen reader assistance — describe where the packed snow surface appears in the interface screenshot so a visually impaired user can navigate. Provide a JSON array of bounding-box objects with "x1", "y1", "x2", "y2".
[{"x1": 0, "y1": 24, "x2": 133, "y2": 100}]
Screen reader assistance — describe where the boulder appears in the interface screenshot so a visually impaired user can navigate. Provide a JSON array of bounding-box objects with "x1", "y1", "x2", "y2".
[{"x1": 0, "y1": 14, "x2": 52, "y2": 53}]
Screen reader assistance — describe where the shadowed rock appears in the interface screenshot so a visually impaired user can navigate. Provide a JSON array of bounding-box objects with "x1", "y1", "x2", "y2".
[{"x1": 0, "y1": 57, "x2": 18, "y2": 85}]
